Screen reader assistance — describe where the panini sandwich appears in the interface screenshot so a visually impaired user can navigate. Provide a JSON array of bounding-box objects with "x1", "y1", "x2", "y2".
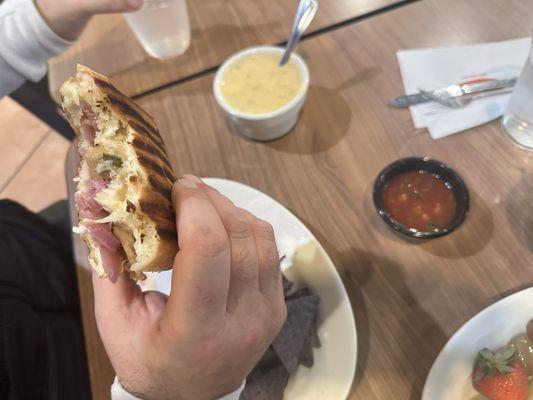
[{"x1": 60, "y1": 65, "x2": 178, "y2": 281}]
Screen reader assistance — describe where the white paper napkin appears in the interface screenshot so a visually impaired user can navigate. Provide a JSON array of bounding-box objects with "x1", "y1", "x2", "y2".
[{"x1": 396, "y1": 37, "x2": 531, "y2": 139}]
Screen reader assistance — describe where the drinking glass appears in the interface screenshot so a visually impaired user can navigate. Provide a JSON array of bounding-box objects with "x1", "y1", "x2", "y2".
[
  {"x1": 502, "y1": 36, "x2": 533, "y2": 149},
  {"x1": 124, "y1": 0, "x2": 191, "y2": 60}
]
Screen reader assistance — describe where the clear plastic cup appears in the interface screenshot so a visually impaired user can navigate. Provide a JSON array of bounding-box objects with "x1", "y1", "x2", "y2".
[
  {"x1": 502, "y1": 36, "x2": 533, "y2": 149},
  {"x1": 123, "y1": 0, "x2": 191, "y2": 60}
]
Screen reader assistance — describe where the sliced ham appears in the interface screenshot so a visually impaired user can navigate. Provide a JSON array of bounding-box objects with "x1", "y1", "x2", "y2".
[
  {"x1": 75, "y1": 105, "x2": 124, "y2": 283},
  {"x1": 80, "y1": 115, "x2": 96, "y2": 145},
  {"x1": 75, "y1": 192, "x2": 104, "y2": 219},
  {"x1": 87, "y1": 223, "x2": 121, "y2": 251},
  {"x1": 74, "y1": 178, "x2": 107, "y2": 219},
  {"x1": 87, "y1": 178, "x2": 107, "y2": 199}
]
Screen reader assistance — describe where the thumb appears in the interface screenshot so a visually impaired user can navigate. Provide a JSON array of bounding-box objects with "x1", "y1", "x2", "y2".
[
  {"x1": 77, "y1": 0, "x2": 143, "y2": 15},
  {"x1": 165, "y1": 177, "x2": 231, "y2": 323}
]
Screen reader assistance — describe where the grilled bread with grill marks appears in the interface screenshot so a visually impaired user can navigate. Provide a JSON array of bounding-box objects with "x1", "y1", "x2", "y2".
[{"x1": 61, "y1": 65, "x2": 178, "y2": 281}]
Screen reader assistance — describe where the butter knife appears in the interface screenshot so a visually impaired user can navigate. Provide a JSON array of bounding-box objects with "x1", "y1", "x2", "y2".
[{"x1": 389, "y1": 77, "x2": 517, "y2": 108}]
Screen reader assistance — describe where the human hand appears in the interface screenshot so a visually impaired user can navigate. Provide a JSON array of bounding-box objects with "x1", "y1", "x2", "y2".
[
  {"x1": 93, "y1": 175, "x2": 287, "y2": 400},
  {"x1": 35, "y1": 0, "x2": 144, "y2": 40}
]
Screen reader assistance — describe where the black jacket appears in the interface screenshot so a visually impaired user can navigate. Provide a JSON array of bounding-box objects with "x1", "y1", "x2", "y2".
[{"x1": 0, "y1": 200, "x2": 90, "y2": 400}]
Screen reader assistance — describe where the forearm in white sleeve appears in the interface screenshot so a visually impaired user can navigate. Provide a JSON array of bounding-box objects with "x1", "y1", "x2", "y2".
[
  {"x1": 0, "y1": 0, "x2": 72, "y2": 98},
  {"x1": 111, "y1": 376, "x2": 246, "y2": 400}
]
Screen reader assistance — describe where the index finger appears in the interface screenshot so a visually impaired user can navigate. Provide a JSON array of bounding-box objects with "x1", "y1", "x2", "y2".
[
  {"x1": 92, "y1": 268, "x2": 141, "y2": 327},
  {"x1": 165, "y1": 177, "x2": 231, "y2": 326}
]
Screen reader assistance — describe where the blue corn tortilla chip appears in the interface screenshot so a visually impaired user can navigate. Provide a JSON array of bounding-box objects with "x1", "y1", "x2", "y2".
[
  {"x1": 298, "y1": 327, "x2": 314, "y2": 368},
  {"x1": 241, "y1": 275, "x2": 320, "y2": 399},
  {"x1": 311, "y1": 316, "x2": 321, "y2": 349},
  {"x1": 298, "y1": 311, "x2": 320, "y2": 367},
  {"x1": 282, "y1": 274, "x2": 293, "y2": 294},
  {"x1": 286, "y1": 286, "x2": 312, "y2": 300},
  {"x1": 239, "y1": 348, "x2": 289, "y2": 400},
  {"x1": 272, "y1": 292, "x2": 319, "y2": 374}
]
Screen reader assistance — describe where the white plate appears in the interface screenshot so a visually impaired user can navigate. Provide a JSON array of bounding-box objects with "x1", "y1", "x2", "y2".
[
  {"x1": 422, "y1": 287, "x2": 533, "y2": 400},
  {"x1": 144, "y1": 178, "x2": 357, "y2": 400}
]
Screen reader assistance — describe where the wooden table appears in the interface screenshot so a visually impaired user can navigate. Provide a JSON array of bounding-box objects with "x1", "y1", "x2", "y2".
[
  {"x1": 68, "y1": 0, "x2": 533, "y2": 398},
  {"x1": 49, "y1": 0, "x2": 408, "y2": 102}
]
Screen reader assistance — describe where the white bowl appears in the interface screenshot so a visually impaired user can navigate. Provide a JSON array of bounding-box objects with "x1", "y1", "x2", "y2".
[{"x1": 213, "y1": 46, "x2": 310, "y2": 141}]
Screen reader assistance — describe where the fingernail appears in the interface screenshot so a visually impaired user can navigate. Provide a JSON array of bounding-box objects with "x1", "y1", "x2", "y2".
[
  {"x1": 183, "y1": 174, "x2": 202, "y2": 184},
  {"x1": 179, "y1": 178, "x2": 197, "y2": 189}
]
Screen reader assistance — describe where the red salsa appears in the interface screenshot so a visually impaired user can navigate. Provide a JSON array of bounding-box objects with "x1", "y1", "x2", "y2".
[{"x1": 381, "y1": 170, "x2": 457, "y2": 232}]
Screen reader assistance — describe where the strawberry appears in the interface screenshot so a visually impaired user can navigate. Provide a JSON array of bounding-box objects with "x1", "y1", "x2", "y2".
[{"x1": 472, "y1": 347, "x2": 529, "y2": 400}]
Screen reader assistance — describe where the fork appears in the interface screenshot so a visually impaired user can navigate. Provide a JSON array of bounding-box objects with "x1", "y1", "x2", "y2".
[{"x1": 418, "y1": 88, "x2": 514, "y2": 109}]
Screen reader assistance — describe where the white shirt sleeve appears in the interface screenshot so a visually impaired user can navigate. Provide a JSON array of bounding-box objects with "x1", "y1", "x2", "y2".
[
  {"x1": 111, "y1": 376, "x2": 246, "y2": 400},
  {"x1": 0, "y1": 0, "x2": 72, "y2": 98}
]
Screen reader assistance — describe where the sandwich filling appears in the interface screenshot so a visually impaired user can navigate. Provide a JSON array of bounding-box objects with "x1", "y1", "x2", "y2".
[{"x1": 62, "y1": 73, "x2": 158, "y2": 281}]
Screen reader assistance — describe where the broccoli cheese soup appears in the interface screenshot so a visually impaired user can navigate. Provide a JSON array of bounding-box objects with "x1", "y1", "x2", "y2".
[{"x1": 219, "y1": 53, "x2": 302, "y2": 114}]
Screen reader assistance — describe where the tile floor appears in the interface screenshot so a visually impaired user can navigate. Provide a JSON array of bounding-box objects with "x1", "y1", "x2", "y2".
[{"x1": 0, "y1": 97, "x2": 70, "y2": 212}]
